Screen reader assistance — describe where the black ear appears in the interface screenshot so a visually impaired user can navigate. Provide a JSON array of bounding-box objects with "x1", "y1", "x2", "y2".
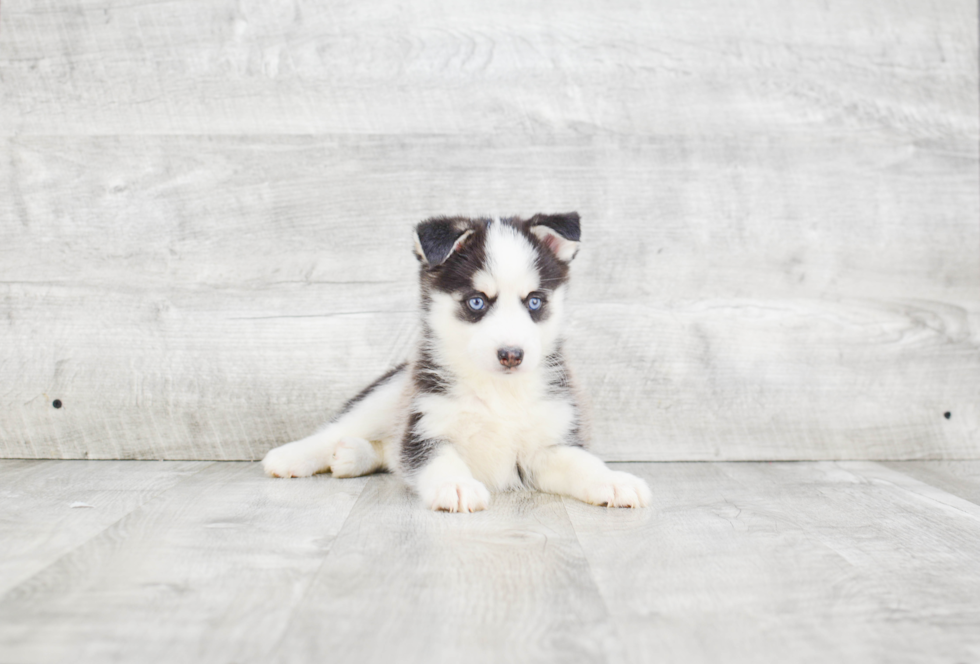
[
  {"x1": 413, "y1": 217, "x2": 475, "y2": 267},
  {"x1": 528, "y1": 212, "x2": 581, "y2": 262}
]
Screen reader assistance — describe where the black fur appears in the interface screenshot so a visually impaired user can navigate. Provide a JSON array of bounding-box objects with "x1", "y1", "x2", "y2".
[
  {"x1": 543, "y1": 345, "x2": 585, "y2": 448},
  {"x1": 401, "y1": 410, "x2": 440, "y2": 472},
  {"x1": 515, "y1": 462, "x2": 527, "y2": 485},
  {"x1": 565, "y1": 422, "x2": 585, "y2": 447},
  {"x1": 427, "y1": 219, "x2": 491, "y2": 295},
  {"x1": 524, "y1": 290, "x2": 550, "y2": 323},
  {"x1": 524, "y1": 233, "x2": 569, "y2": 292},
  {"x1": 415, "y1": 217, "x2": 474, "y2": 267},
  {"x1": 528, "y1": 212, "x2": 581, "y2": 242},
  {"x1": 457, "y1": 291, "x2": 497, "y2": 323},
  {"x1": 414, "y1": 328, "x2": 452, "y2": 395},
  {"x1": 544, "y1": 347, "x2": 571, "y2": 393},
  {"x1": 404, "y1": 214, "x2": 586, "y2": 471},
  {"x1": 336, "y1": 363, "x2": 407, "y2": 419},
  {"x1": 415, "y1": 215, "x2": 572, "y2": 306}
]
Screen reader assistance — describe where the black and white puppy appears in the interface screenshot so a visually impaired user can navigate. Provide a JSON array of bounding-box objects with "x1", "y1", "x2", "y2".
[{"x1": 263, "y1": 214, "x2": 651, "y2": 512}]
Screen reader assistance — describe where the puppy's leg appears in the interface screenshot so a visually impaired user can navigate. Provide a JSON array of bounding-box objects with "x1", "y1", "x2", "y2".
[
  {"x1": 526, "y1": 445, "x2": 652, "y2": 508},
  {"x1": 412, "y1": 445, "x2": 490, "y2": 513},
  {"x1": 263, "y1": 366, "x2": 407, "y2": 478},
  {"x1": 331, "y1": 437, "x2": 385, "y2": 478},
  {"x1": 262, "y1": 428, "x2": 336, "y2": 479}
]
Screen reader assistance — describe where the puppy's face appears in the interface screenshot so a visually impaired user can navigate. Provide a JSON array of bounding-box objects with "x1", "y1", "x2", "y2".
[{"x1": 414, "y1": 214, "x2": 580, "y2": 377}]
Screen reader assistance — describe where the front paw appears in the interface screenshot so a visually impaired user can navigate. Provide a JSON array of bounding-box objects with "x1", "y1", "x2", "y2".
[
  {"x1": 427, "y1": 478, "x2": 490, "y2": 513},
  {"x1": 262, "y1": 443, "x2": 324, "y2": 478},
  {"x1": 330, "y1": 437, "x2": 378, "y2": 478},
  {"x1": 583, "y1": 471, "x2": 652, "y2": 508}
]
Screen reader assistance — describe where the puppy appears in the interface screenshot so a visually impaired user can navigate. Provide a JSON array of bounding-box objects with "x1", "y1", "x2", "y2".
[{"x1": 263, "y1": 213, "x2": 651, "y2": 512}]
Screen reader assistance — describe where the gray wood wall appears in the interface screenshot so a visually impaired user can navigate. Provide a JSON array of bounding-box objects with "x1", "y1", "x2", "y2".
[{"x1": 1, "y1": 0, "x2": 978, "y2": 461}]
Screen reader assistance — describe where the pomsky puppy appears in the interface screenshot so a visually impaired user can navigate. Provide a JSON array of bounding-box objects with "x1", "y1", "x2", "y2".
[{"x1": 262, "y1": 213, "x2": 652, "y2": 512}]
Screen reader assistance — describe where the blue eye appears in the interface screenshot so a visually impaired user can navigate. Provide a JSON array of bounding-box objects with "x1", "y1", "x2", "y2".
[
  {"x1": 527, "y1": 297, "x2": 542, "y2": 311},
  {"x1": 467, "y1": 296, "x2": 486, "y2": 311}
]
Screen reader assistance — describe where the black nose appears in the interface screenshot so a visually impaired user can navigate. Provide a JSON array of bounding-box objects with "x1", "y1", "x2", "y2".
[{"x1": 497, "y1": 347, "x2": 524, "y2": 369}]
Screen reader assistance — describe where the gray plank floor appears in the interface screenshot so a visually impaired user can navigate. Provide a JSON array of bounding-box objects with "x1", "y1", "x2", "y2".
[{"x1": 1, "y1": 461, "x2": 979, "y2": 663}]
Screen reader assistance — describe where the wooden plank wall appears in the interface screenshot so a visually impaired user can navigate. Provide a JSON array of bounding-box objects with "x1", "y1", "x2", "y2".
[{"x1": 1, "y1": 0, "x2": 977, "y2": 461}]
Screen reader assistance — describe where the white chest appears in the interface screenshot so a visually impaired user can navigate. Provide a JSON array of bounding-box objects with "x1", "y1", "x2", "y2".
[{"x1": 416, "y1": 385, "x2": 575, "y2": 490}]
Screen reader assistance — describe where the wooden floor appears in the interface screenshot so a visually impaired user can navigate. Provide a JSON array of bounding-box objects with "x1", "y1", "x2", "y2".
[{"x1": 1, "y1": 460, "x2": 979, "y2": 663}]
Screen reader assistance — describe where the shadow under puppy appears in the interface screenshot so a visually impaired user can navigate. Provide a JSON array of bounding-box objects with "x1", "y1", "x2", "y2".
[{"x1": 263, "y1": 213, "x2": 651, "y2": 512}]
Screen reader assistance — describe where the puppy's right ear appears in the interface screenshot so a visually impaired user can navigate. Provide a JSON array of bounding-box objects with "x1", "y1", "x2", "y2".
[
  {"x1": 413, "y1": 217, "x2": 474, "y2": 267},
  {"x1": 528, "y1": 212, "x2": 581, "y2": 263}
]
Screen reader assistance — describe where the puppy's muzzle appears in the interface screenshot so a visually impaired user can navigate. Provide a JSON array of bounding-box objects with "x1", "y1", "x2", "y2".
[{"x1": 497, "y1": 347, "x2": 524, "y2": 369}]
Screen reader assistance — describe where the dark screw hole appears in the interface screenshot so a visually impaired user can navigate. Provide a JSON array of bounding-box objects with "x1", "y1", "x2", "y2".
[
  {"x1": 52, "y1": 399, "x2": 62, "y2": 409},
  {"x1": 944, "y1": 411, "x2": 951, "y2": 420}
]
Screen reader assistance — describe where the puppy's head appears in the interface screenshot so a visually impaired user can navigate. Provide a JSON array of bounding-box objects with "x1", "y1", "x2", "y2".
[{"x1": 414, "y1": 214, "x2": 580, "y2": 377}]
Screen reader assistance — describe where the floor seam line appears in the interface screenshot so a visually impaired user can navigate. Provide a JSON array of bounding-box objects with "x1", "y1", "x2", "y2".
[
  {"x1": 861, "y1": 461, "x2": 980, "y2": 522},
  {"x1": 559, "y1": 494, "x2": 622, "y2": 664},
  {"x1": 264, "y1": 473, "x2": 376, "y2": 654},
  {"x1": 0, "y1": 460, "x2": 217, "y2": 603}
]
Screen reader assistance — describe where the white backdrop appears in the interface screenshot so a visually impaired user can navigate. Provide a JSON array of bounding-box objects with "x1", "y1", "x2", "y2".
[{"x1": 1, "y1": 0, "x2": 977, "y2": 460}]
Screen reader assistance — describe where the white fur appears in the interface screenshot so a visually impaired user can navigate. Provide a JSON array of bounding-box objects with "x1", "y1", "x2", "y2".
[
  {"x1": 432, "y1": 222, "x2": 565, "y2": 377},
  {"x1": 331, "y1": 437, "x2": 384, "y2": 478},
  {"x1": 416, "y1": 445, "x2": 491, "y2": 512},
  {"x1": 412, "y1": 378, "x2": 575, "y2": 491},
  {"x1": 529, "y1": 224, "x2": 579, "y2": 262},
  {"x1": 262, "y1": 371, "x2": 406, "y2": 478},
  {"x1": 263, "y1": 218, "x2": 651, "y2": 511}
]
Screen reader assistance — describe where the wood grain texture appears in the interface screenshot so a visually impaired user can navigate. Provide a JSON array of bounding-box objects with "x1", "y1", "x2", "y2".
[
  {"x1": 272, "y1": 474, "x2": 614, "y2": 664},
  {"x1": 564, "y1": 461, "x2": 980, "y2": 663},
  {"x1": 1, "y1": 0, "x2": 976, "y2": 137},
  {"x1": 2, "y1": 460, "x2": 980, "y2": 663},
  {"x1": 3, "y1": 134, "x2": 977, "y2": 302},
  {"x1": 0, "y1": 0, "x2": 977, "y2": 460},
  {"x1": 0, "y1": 462, "x2": 368, "y2": 663},
  {"x1": 1, "y1": 134, "x2": 977, "y2": 460},
  {"x1": 882, "y1": 460, "x2": 980, "y2": 505},
  {"x1": 0, "y1": 460, "x2": 209, "y2": 594},
  {"x1": 2, "y1": 280, "x2": 977, "y2": 461}
]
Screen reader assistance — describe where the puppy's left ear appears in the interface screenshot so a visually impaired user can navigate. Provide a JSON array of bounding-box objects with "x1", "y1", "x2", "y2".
[
  {"x1": 528, "y1": 212, "x2": 581, "y2": 263},
  {"x1": 413, "y1": 217, "x2": 475, "y2": 267}
]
